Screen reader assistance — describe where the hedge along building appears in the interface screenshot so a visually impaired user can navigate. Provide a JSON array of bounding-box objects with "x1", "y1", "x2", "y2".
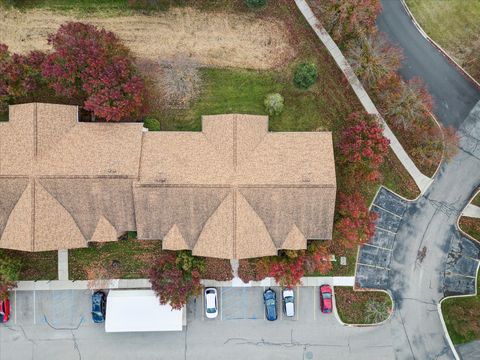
[{"x1": 0, "y1": 103, "x2": 336, "y2": 259}]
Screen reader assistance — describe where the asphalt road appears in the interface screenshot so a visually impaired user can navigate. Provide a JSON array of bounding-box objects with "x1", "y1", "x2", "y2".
[
  {"x1": 371, "y1": 2, "x2": 480, "y2": 359},
  {"x1": 0, "y1": 288, "x2": 395, "y2": 360},
  {"x1": 377, "y1": 0, "x2": 480, "y2": 127}
]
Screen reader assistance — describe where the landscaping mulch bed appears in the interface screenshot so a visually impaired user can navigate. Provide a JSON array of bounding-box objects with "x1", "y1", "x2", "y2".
[
  {"x1": 334, "y1": 287, "x2": 392, "y2": 324},
  {"x1": 69, "y1": 239, "x2": 162, "y2": 280},
  {"x1": 1, "y1": 249, "x2": 58, "y2": 280},
  {"x1": 202, "y1": 257, "x2": 233, "y2": 281}
]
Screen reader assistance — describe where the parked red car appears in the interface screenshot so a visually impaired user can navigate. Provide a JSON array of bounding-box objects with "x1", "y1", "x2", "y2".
[
  {"x1": 0, "y1": 297, "x2": 10, "y2": 323},
  {"x1": 320, "y1": 285, "x2": 333, "y2": 314}
]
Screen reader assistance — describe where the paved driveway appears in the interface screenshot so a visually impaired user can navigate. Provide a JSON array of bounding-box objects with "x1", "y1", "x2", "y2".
[
  {"x1": 0, "y1": 287, "x2": 395, "y2": 360},
  {"x1": 377, "y1": 0, "x2": 480, "y2": 127}
]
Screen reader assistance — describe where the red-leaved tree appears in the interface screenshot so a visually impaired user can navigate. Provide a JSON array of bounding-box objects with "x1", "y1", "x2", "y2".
[
  {"x1": 337, "y1": 112, "x2": 390, "y2": 182},
  {"x1": 149, "y1": 251, "x2": 203, "y2": 310},
  {"x1": 335, "y1": 192, "x2": 377, "y2": 249},
  {"x1": 0, "y1": 45, "x2": 46, "y2": 112},
  {"x1": 42, "y1": 22, "x2": 147, "y2": 121}
]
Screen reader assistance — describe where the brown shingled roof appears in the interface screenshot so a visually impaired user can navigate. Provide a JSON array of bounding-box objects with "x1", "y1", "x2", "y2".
[
  {"x1": 0, "y1": 106, "x2": 336, "y2": 258},
  {"x1": 135, "y1": 114, "x2": 336, "y2": 259},
  {"x1": 0, "y1": 103, "x2": 143, "y2": 251}
]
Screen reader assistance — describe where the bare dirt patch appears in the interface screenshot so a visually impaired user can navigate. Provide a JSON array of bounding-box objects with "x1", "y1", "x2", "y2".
[{"x1": 0, "y1": 7, "x2": 295, "y2": 70}]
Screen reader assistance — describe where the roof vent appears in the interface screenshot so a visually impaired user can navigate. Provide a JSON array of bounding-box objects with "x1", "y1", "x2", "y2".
[
  {"x1": 155, "y1": 172, "x2": 167, "y2": 183},
  {"x1": 107, "y1": 168, "x2": 117, "y2": 174},
  {"x1": 302, "y1": 173, "x2": 312, "y2": 183}
]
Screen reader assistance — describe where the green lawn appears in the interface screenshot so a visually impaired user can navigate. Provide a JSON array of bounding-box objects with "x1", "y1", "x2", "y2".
[
  {"x1": 1, "y1": 249, "x2": 57, "y2": 280},
  {"x1": 158, "y1": 67, "x2": 343, "y2": 133},
  {"x1": 406, "y1": 0, "x2": 480, "y2": 81},
  {"x1": 459, "y1": 217, "x2": 480, "y2": 242},
  {"x1": 335, "y1": 287, "x2": 392, "y2": 324},
  {"x1": 69, "y1": 239, "x2": 162, "y2": 280},
  {"x1": 472, "y1": 192, "x2": 480, "y2": 207},
  {"x1": 0, "y1": 0, "x2": 241, "y2": 13},
  {"x1": 442, "y1": 270, "x2": 480, "y2": 344}
]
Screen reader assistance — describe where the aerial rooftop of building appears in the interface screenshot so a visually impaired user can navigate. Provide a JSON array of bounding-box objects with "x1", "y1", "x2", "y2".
[{"x1": 0, "y1": 103, "x2": 336, "y2": 258}]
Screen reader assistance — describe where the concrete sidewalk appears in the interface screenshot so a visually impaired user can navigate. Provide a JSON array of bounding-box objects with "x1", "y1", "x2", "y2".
[
  {"x1": 462, "y1": 203, "x2": 480, "y2": 219},
  {"x1": 14, "y1": 276, "x2": 355, "y2": 291},
  {"x1": 294, "y1": 0, "x2": 432, "y2": 194}
]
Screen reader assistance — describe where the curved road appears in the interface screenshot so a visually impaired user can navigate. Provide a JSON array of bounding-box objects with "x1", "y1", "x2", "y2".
[
  {"x1": 377, "y1": 0, "x2": 480, "y2": 127},
  {"x1": 363, "y1": 1, "x2": 480, "y2": 359}
]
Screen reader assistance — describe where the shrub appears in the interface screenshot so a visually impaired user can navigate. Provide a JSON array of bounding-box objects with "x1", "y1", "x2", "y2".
[
  {"x1": 337, "y1": 112, "x2": 390, "y2": 183},
  {"x1": 312, "y1": 0, "x2": 381, "y2": 47},
  {"x1": 149, "y1": 251, "x2": 204, "y2": 310},
  {"x1": 347, "y1": 33, "x2": 403, "y2": 90},
  {"x1": 0, "y1": 251, "x2": 21, "y2": 299},
  {"x1": 244, "y1": 0, "x2": 266, "y2": 8},
  {"x1": 268, "y1": 255, "x2": 305, "y2": 287},
  {"x1": 364, "y1": 299, "x2": 391, "y2": 323},
  {"x1": 42, "y1": 22, "x2": 148, "y2": 121},
  {"x1": 264, "y1": 93, "x2": 284, "y2": 115},
  {"x1": 304, "y1": 242, "x2": 332, "y2": 275},
  {"x1": 144, "y1": 118, "x2": 161, "y2": 131},
  {"x1": 238, "y1": 258, "x2": 269, "y2": 283},
  {"x1": 335, "y1": 192, "x2": 378, "y2": 249},
  {"x1": 293, "y1": 63, "x2": 318, "y2": 89}
]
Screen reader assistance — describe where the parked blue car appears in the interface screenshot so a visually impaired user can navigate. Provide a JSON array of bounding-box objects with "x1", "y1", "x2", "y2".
[
  {"x1": 91, "y1": 291, "x2": 106, "y2": 323},
  {"x1": 263, "y1": 288, "x2": 277, "y2": 321}
]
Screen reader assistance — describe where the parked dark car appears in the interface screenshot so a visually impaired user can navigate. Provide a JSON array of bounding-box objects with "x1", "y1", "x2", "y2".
[
  {"x1": 263, "y1": 288, "x2": 277, "y2": 321},
  {"x1": 91, "y1": 291, "x2": 106, "y2": 323},
  {"x1": 0, "y1": 297, "x2": 10, "y2": 323},
  {"x1": 320, "y1": 284, "x2": 333, "y2": 314}
]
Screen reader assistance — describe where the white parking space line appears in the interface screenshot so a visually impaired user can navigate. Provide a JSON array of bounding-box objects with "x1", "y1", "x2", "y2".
[
  {"x1": 313, "y1": 287, "x2": 316, "y2": 321},
  {"x1": 295, "y1": 286, "x2": 299, "y2": 321},
  {"x1": 14, "y1": 289, "x2": 16, "y2": 324},
  {"x1": 220, "y1": 286, "x2": 223, "y2": 321},
  {"x1": 33, "y1": 290, "x2": 36, "y2": 325},
  {"x1": 263, "y1": 286, "x2": 266, "y2": 320}
]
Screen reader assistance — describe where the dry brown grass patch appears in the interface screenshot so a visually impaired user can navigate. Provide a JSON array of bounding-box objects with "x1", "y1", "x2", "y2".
[{"x1": 0, "y1": 7, "x2": 295, "y2": 70}]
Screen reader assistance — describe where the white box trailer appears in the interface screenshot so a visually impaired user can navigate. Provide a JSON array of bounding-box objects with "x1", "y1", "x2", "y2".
[{"x1": 105, "y1": 289, "x2": 183, "y2": 332}]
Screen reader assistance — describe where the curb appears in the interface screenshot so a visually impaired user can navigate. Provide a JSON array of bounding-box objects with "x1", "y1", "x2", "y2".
[
  {"x1": 333, "y1": 286, "x2": 395, "y2": 328},
  {"x1": 400, "y1": 0, "x2": 480, "y2": 90}
]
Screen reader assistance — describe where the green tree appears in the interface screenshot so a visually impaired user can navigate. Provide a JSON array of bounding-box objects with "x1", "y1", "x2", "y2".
[
  {"x1": 293, "y1": 63, "x2": 318, "y2": 89},
  {"x1": 245, "y1": 0, "x2": 266, "y2": 9}
]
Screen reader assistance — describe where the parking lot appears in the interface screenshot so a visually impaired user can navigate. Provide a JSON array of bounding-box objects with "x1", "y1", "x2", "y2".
[
  {"x1": 189, "y1": 286, "x2": 337, "y2": 324},
  {"x1": 1, "y1": 287, "x2": 395, "y2": 360}
]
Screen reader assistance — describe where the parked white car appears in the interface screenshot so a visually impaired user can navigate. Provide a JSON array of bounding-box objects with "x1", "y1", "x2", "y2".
[
  {"x1": 204, "y1": 288, "x2": 218, "y2": 319},
  {"x1": 282, "y1": 288, "x2": 295, "y2": 317}
]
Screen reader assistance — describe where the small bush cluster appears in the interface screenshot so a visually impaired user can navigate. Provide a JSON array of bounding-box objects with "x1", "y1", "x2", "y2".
[
  {"x1": 244, "y1": 0, "x2": 266, "y2": 9},
  {"x1": 144, "y1": 118, "x2": 161, "y2": 131},
  {"x1": 293, "y1": 63, "x2": 318, "y2": 89},
  {"x1": 264, "y1": 93, "x2": 284, "y2": 115}
]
